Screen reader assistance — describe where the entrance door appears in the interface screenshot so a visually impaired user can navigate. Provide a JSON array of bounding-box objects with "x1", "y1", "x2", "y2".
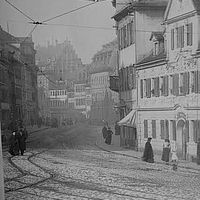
[{"x1": 176, "y1": 120, "x2": 187, "y2": 160}]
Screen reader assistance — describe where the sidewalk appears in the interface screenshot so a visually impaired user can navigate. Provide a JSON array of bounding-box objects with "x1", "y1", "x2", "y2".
[{"x1": 95, "y1": 126, "x2": 200, "y2": 171}]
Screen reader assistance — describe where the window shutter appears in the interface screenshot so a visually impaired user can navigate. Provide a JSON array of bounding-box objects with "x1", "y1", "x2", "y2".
[
  {"x1": 120, "y1": 69, "x2": 123, "y2": 91},
  {"x1": 140, "y1": 79, "x2": 143, "y2": 98},
  {"x1": 171, "y1": 29, "x2": 174, "y2": 50},
  {"x1": 144, "y1": 120, "x2": 148, "y2": 138},
  {"x1": 198, "y1": 120, "x2": 200, "y2": 141},
  {"x1": 132, "y1": 67, "x2": 136, "y2": 89},
  {"x1": 117, "y1": 29, "x2": 120, "y2": 50},
  {"x1": 185, "y1": 120, "x2": 189, "y2": 143},
  {"x1": 187, "y1": 23, "x2": 193, "y2": 46},
  {"x1": 198, "y1": 71, "x2": 200, "y2": 93},
  {"x1": 181, "y1": 26, "x2": 184, "y2": 48},
  {"x1": 152, "y1": 120, "x2": 156, "y2": 139},
  {"x1": 128, "y1": 66, "x2": 132, "y2": 90},
  {"x1": 194, "y1": 71, "x2": 198, "y2": 94},
  {"x1": 160, "y1": 120, "x2": 165, "y2": 139}
]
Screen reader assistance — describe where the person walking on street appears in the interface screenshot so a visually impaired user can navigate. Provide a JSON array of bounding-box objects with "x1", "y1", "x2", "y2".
[
  {"x1": 105, "y1": 127, "x2": 113, "y2": 145},
  {"x1": 17, "y1": 126, "x2": 28, "y2": 155},
  {"x1": 9, "y1": 131, "x2": 19, "y2": 156},
  {"x1": 171, "y1": 141, "x2": 178, "y2": 171},
  {"x1": 161, "y1": 139, "x2": 171, "y2": 164},
  {"x1": 142, "y1": 137, "x2": 154, "y2": 163},
  {"x1": 102, "y1": 125, "x2": 108, "y2": 140},
  {"x1": 197, "y1": 138, "x2": 200, "y2": 165}
]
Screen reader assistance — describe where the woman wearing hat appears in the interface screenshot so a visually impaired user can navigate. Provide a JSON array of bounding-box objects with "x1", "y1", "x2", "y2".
[{"x1": 142, "y1": 137, "x2": 154, "y2": 163}]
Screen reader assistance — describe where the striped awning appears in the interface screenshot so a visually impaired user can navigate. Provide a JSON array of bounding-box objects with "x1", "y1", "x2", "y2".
[{"x1": 118, "y1": 110, "x2": 136, "y2": 127}]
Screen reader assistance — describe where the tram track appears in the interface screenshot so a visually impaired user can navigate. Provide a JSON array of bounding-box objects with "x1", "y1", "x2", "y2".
[{"x1": 4, "y1": 125, "x2": 200, "y2": 199}]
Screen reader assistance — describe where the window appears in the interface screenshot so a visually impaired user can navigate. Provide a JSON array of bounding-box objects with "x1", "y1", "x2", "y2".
[
  {"x1": 140, "y1": 79, "x2": 143, "y2": 98},
  {"x1": 171, "y1": 29, "x2": 174, "y2": 50},
  {"x1": 160, "y1": 76, "x2": 164, "y2": 96},
  {"x1": 163, "y1": 76, "x2": 169, "y2": 96},
  {"x1": 172, "y1": 74, "x2": 179, "y2": 96},
  {"x1": 179, "y1": 73, "x2": 184, "y2": 94},
  {"x1": 160, "y1": 120, "x2": 165, "y2": 139},
  {"x1": 144, "y1": 120, "x2": 148, "y2": 138},
  {"x1": 183, "y1": 72, "x2": 190, "y2": 95},
  {"x1": 146, "y1": 79, "x2": 151, "y2": 98},
  {"x1": 193, "y1": 120, "x2": 200, "y2": 143},
  {"x1": 191, "y1": 71, "x2": 195, "y2": 93},
  {"x1": 152, "y1": 120, "x2": 156, "y2": 139},
  {"x1": 187, "y1": 23, "x2": 193, "y2": 46},
  {"x1": 144, "y1": 79, "x2": 147, "y2": 97},
  {"x1": 176, "y1": 26, "x2": 184, "y2": 48},
  {"x1": 154, "y1": 77, "x2": 160, "y2": 97},
  {"x1": 171, "y1": 120, "x2": 176, "y2": 141}
]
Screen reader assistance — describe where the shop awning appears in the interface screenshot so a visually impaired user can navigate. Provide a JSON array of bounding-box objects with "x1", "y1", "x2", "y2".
[{"x1": 118, "y1": 110, "x2": 136, "y2": 127}]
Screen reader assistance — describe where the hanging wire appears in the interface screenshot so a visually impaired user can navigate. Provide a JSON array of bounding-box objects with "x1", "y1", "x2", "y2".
[
  {"x1": 41, "y1": 1, "x2": 102, "y2": 23},
  {"x1": 42, "y1": 23, "x2": 114, "y2": 30},
  {"x1": 5, "y1": 0, "x2": 35, "y2": 22},
  {"x1": 20, "y1": 24, "x2": 38, "y2": 44}
]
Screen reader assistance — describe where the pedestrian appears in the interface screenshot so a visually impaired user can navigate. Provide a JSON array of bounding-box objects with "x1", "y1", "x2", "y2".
[
  {"x1": 161, "y1": 139, "x2": 171, "y2": 164},
  {"x1": 197, "y1": 138, "x2": 200, "y2": 165},
  {"x1": 171, "y1": 141, "x2": 178, "y2": 171},
  {"x1": 114, "y1": 121, "x2": 120, "y2": 135},
  {"x1": 9, "y1": 131, "x2": 19, "y2": 156},
  {"x1": 105, "y1": 127, "x2": 113, "y2": 145},
  {"x1": 102, "y1": 125, "x2": 108, "y2": 139},
  {"x1": 142, "y1": 137, "x2": 154, "y2": 163},
  {"x1": 17, "y1": 126, "x2": 28, "y2": 155}
]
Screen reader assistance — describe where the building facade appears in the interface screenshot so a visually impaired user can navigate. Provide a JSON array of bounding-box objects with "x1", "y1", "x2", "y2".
[
  {"x1": 89, "y1": 40, "x2": 119, "y2": 125},
  {"x1": 136, "y1": 0, "x2": 200, "y2": 160},
  {"x1": 111, "y1": 0, "x2": 168, "y2": 149}
]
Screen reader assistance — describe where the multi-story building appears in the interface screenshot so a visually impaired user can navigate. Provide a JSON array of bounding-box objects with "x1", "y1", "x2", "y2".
[
  {"x1": 37, "y1": 70, "x2": 50, "y2": 124},
  {"x1": 90, "y1": 40, "x2": 119, "y2": 125},
  {"x1": 136, "y1": 0, "x2": 200, "y2": 160},
  {"x1": 0, "y1": 27, "x2": 38, "y2": 135},
  {"x1": 18, "y1": 37, "x2": 38, "y2": 126},
  {"x1": 111, "y1": 0, "x2": 168, "y2": 149}
]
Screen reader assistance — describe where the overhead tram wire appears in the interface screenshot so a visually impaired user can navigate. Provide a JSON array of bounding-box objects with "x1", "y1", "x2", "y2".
[
  {"x1": 41, "y1": 1, "x2": 105, "y2": 23},
  {"x1": 5, "y1": 0, "x2": 35, "y2": 22}
]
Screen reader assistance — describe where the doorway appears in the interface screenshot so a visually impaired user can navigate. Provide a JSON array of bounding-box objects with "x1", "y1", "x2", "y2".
[{"x1": 176, "y1": 119, "x2": 187, "y2": 160}]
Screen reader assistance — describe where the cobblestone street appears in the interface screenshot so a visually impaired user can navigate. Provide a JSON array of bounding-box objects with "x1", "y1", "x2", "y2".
[{"x1": 3, "y1": 125, "x2": 200, "y2": 200}]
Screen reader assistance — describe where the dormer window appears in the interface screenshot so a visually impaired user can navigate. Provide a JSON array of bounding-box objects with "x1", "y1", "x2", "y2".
[{"x1": 150, "y1": 32, "x2": 164, "y2": 56}]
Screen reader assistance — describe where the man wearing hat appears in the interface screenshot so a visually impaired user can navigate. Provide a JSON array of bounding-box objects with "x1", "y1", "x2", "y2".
[{"x1": 142, "y1": 137, "x2": 154, "y2": 163}]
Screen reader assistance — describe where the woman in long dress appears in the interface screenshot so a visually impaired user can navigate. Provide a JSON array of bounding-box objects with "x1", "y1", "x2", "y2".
[
  {"x1": 142, "y1": 137, "x2": 154, "y2": 163},
  {"x1": 161, "y1": 139, "x2": 171, "y2": 164}
]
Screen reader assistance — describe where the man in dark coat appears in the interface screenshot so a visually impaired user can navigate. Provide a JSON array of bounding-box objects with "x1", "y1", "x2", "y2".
[
  {"x1": 17, "y1": 127, "x2": 28, "y2": 155},
  {"x1": 197, "y1": 138, "x2": 200, "y2": 165},
  {"x1": 105, "y1": 127, "x2": 113, "y2": 145},
  {"x1": 142, "y1": 137, "x2": 154, "y2": 163}
]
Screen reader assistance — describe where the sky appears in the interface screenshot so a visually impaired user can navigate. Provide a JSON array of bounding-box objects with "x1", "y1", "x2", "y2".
[{"x1": 0, "y1": 0, "x2": 116, "y2": 63}]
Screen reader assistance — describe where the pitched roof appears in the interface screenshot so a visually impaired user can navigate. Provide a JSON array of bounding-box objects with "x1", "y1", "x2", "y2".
[
  {"x1": 112, "y1": 0, "x2": 168, "y2": 21},
  {"x1": 164, "y1": 0, "x2": 200, "y2": 22}
]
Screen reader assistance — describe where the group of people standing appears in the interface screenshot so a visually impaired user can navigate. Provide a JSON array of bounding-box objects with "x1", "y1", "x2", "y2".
[
  {"x1": 9, "y1": 126, "x2": 28, "y2": 156},
  {"x1": 102, "y1": 125, "x2": 113, "y2": 145},
  {"x1": 142, "y1": 138, "x2": 178, "y2": 170}
]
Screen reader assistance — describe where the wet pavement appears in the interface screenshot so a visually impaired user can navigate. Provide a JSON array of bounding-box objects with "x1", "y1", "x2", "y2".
[{"x1": 3, "y1": 125, "x2": 200, "y2": 200}]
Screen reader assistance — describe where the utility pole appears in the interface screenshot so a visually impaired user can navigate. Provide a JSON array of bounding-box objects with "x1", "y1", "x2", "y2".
[{"x1": 0, "y1": 122, "x2": 5, "y2": 200}]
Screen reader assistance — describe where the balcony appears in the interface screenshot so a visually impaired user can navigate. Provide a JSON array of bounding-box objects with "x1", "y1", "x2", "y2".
[{"x1": 109, "y1": 75, "x2": 119, "y2": 92}]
